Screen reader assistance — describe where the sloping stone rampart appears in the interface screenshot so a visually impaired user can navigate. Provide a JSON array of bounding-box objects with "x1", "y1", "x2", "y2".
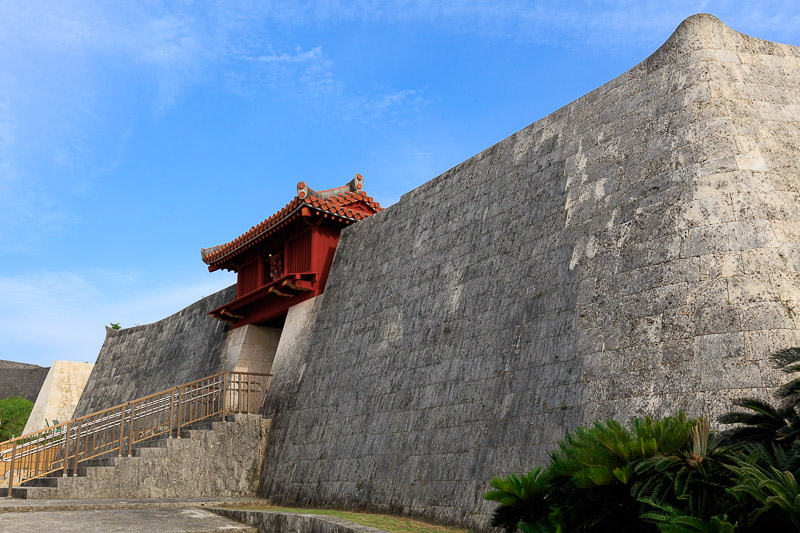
[
  {"x1": 73, "y1": 286, "x2": 237, "y2": 417},
  {"x1": 259, "y1": 14, "x2": 800, "y2": 530},
  {"x1": 0, "y1": 360, "x2": 49, "y2": 402}
]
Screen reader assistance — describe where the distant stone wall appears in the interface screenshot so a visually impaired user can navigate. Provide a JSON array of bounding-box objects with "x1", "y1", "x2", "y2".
[
  {"x1": 0, "y1": 360, "x2": 49, "y2": 402},
  {"x1": 259, "y1": 15, "x2": 800, "y2": 530},
  {"x1": 73, "y1": 286, "x2": 237, "y2": 417}
]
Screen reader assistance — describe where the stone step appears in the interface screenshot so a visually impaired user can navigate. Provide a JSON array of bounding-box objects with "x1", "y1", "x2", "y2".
[
  {"x1": 10, "y1": 486, "x2": 56, "y2": 499},
  {"x1": 17, "y1": 419, "x2": 228, "y2": 488},
  {"x1": 83, "y1": 456, "x2": 120, "y2": 468},
  {"x1": 18, "y1": 477, "x2": 60, "y2": 488},
  {"x1": 10, "y1": 414, "x2": 269, "y2": 500}
]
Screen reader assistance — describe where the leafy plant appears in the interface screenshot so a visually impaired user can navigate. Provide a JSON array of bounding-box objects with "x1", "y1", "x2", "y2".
[
  {"x1": 725, "y1": 447, "x2": 800, "y2": 529},
  {"x1": 549, "y1": 415, "x2": 692, "y2": 488},
  {"x1": 719, "y1": 347, "x2": 800, "y2": 449},
  {"x1": 483, "y1": 468, "x2": 551, "y2": 533},
  {"x1": 548, "y1": 415, "x2": 694, "y2": 487},
  {"x1": 483, "y1": 348, "x2": 800, "y2": 531},
  {"x1": 718, "y1": 398, "x2": 800, "y2": 448},
  {"x1": 543, "y1": 415, "x2": 695, "y2": 531},
  {"x1": 633, "y1": 419, "x2": 740, "y2": 522},
  {"x1": 0, "y1": 396, "x2": 34, "y2": 441},
  {"x1": 639, "y1": 499, "x2": 737, "y2": 533},
  {"x1": 772, "y1": 347, "x2": 800, "y2": 402}
]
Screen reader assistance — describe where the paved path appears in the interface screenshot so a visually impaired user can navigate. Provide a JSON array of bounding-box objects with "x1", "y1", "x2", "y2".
[{"x1": 0, "y1": 498, "x2": 267, "y2": 532}]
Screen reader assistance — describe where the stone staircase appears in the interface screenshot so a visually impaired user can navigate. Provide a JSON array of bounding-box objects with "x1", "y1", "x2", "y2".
[{"x1": 11, "y1": 414, "x2": 270, "y2": 500}]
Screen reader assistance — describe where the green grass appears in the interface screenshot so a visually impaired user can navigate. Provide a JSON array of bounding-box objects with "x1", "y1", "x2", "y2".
[{"x1": 232, "y1": 506, "x2": 470, "y2": 533}]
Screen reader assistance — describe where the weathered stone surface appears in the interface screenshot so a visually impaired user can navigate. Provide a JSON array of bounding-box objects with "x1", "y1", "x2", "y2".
[
  {"x1": 229, "y1": 325, "x2": 282, "y2": 375},
  {"x1": 73, "y1": 287, "x2": 237, "y2": 417},
  {"x1": 19, "y1": 414, "x2": 269, "y2": 500},
  {"x1": 0, "y1": 360, "x2": 49, "y2": 402},
  {"x1": 258, "y1": 14, "x2": 800, "y2": 530},
  {"x1": 24, "y1": 361, "x2": 94, "y2": 434},
  {"x1": 0, "y1": 507, "x2": 257, "y2": 533},
  {"x1": 210, "y1": 508, "x2": 389, "y2": 533}
]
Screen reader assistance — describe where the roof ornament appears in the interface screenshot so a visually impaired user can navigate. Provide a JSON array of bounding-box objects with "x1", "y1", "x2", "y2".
[
  {"x1": 201, "y1": 174, "x2": 381, "y2": 268},
  {"x1": 298, "y1": 174, "x2": 364, "y2": 200}
]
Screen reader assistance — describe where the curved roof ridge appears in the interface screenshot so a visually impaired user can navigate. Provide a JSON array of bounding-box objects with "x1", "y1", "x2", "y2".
[{"x1": 200, "y1": 175, "x2": 382, "y2": 267}]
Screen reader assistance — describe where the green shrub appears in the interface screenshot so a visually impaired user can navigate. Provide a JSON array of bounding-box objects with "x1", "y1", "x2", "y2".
[
  {"x1": 483, "y1": 348, "x2": 800, "y2": 532},
  {"x1": 484, "y1": 468, "x2": 552, "y2": 532},
  {"x1": 0, "y1": 396, "x2": 34, "y2": 441}
]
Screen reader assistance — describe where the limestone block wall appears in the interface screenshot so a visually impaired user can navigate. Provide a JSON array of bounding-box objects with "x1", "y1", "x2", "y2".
[
  {"x1": 0, "y1": 360, "x2": 49, "y2": 402},
  {"x1": 230, "y1": 325, "x2": 282, "y2": 375},
  {"x1": 73, "y1": 286, "x2": 238, "y2": 417},
  {"x1": 25, "y1": 414, "x2": 270, "y2": 499},
  {"x1": 23, "y1": 361, "x2": 94, "y2": 434},
  {"x1": 259, "y1": 14, "x2": 800, "y2": 530}
]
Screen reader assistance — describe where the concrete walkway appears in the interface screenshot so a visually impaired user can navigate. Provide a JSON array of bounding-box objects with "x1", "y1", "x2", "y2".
[{"x1": 0, "y1": 497, "x2": 268, "y2": 532}]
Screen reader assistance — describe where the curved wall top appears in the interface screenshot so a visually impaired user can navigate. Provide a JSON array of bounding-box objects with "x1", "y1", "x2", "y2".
[
  {"x1": 73, "y1": 286, "x2": 237, "y2": 417},
  {"x1": 259, "y1": 14, "x2": 800, "y2": 530}
]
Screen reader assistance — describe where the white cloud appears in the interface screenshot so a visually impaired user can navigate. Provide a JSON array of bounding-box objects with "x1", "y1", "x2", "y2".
[
  {"x1": 0, "y1": 2, "x2": 431, "y2": 253},
  {"x1": 229, "y1": 42, "x2": 427, "y2": 124},
  {"x1": 0, "y1": 270, "x2": 234, "y2": 367},
  {"x1": 2, "y1": 1, "x2": 798, "y2": 254},
  {"x1": 249, "y1": 1, "x2": 800, "y2": 48},
  {"x1": 253, "y1": 46, "x2": 328, "y2": 64}
]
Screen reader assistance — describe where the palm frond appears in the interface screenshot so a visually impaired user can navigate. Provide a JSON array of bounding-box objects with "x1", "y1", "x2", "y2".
[
  {"x1": 770, "y1": 347, "x2": 800, "y2": 370},
  {"x1": 483, "y1": 468, "x2": 553, "y2": 533}
]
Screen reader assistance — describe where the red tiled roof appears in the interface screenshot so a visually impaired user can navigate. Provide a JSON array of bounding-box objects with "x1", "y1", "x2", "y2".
[{"x1": 201, "y1": 174, "x2": 382, "y2": 268}]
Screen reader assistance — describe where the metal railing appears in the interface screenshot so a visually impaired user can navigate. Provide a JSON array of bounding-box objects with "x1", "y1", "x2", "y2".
[{"x1": 0, "y1": 371, "x2": 272, "y2": 497}]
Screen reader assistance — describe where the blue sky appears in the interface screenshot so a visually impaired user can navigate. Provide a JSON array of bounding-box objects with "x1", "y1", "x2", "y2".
[{"x1": 2, "y1": 1, "x2": 800, "y2": 367}]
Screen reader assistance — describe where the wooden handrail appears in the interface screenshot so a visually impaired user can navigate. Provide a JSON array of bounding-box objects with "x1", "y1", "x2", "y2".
[{"x1": 1, "y1": 371, "x2": 272, "y2": 497}]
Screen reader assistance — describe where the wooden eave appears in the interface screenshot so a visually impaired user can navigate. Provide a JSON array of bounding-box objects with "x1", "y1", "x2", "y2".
[
  {"x1": 204, "y1": 206, "x2": 357, "y2": 272},
  {"x1": 208, "y1": 272, "x2": 319, "y2": 322}
]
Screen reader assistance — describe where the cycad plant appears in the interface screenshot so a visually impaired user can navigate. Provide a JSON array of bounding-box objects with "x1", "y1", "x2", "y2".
[
  {"x1": 483, "y1": 467, "x2": 552, "y2": 532},
  {"x1": 633, "y1": 419, "x2": 740, "y2": 523},
  {"x1": 728, "y1": 455, "x2": 800, "y2": 529},
  {"x1": 638, "y1": 499, "x2": 737, "y2": 533},
  {"x1": 483, "y1": 347, "x2": 800, "y2": 532},
  {"x1": 549, "y1": 415, "x2": 694, "y2": 487},
  {"x1": 719, "y1": 347, "x2": 800, "y2": 448},
  {"x1": 718, "y1": 398, "x2": 799, "y2": 447},
  {"x1": 542, "y1": 415, "x2": 694, "y2": 531}
]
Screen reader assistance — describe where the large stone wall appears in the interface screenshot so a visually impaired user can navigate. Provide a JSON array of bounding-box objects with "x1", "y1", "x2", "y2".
[
  {"x1": 0, "y1": 360, "x2": 49, "y2": 402},
  {"x1": 259, "y1": 15, "x2": 800, "y2": 530},
  {"x1": 73, "y1": 286, "x2": 237, "y2": 417}
]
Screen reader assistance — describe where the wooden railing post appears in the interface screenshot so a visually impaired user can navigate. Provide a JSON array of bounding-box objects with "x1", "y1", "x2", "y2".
[
  {"x1": 6, "y1": 440, "x2": 16, "y2": 498},
  {"x1": 0, "y1": 371, "x2": 272, "y2": 496},
  {"x1": 72, "y1": 418, "x2": 82, "y2": 477},
  {"x1": 168, "y1": 388, "x2": 175, "y2": 438},
  {"x1": 118, "y1": 405, "x2": 126, "y2": 456},
  {"x1": 62, "y1": 421, "x2": 72, "y2": 477},
  {"x1": 127, "y1": 401, "x2": 136, "y2": 456},
  {"x1": 221, "y1": 373, "x2": 228, "y2": 421},
  {"x1": 246, "y1": 374, "x2": 251, "y2": 412},
  {"x1": 176, "y1": 386, "x2": 182, "y2": 439}
]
